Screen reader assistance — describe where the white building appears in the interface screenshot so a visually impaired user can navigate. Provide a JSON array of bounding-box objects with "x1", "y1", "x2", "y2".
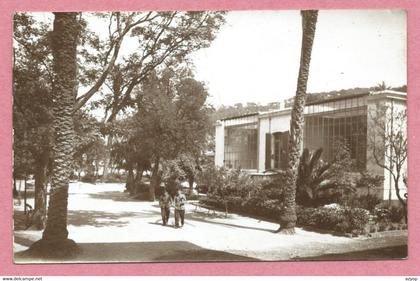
[{"x1": 215, "y1": 90, "x2": 407, "y2": 201}]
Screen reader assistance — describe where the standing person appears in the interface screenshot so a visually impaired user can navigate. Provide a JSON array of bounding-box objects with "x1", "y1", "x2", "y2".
[
  {"x1": 159, "y1": 190, "x2": 172, "y2": 226},
  {"x1": 174, "y1": 189, "x2": 187, "y2": 228}
]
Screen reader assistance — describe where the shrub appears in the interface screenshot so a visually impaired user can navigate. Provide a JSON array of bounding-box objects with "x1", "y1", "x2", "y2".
[
  {"x1": 196, "y1": 165, "x2": 225, "y2": 194},
  {"x1": 356, "y1": 172, "x2": 384, "y2": 195},
  {"x1": 342, "y1": 193, "x2": 382, "y2": 212},
  {"x1": 378, "y1": 222, "x2": 387, "y2": 232},
  {"x1": 80, "y1": 174, "x2": 96, "y2": 183},
  {"x1": 257, "y1": 172, "x2": 286, "y2": 201},
  {"x1": 133, "y1": 192, "x2": 150, "y2": 201},
  {"x1": 200, "y1": 195, "x2": 281, "y2": 221},
  {"x1": 196, "y1": 184, "x2": 209, "y2": 194},
  {"x1": 373, "y1": 205, "x2": 405, "y2": 223},
  {"x1": 297, "y1": 206, "x2": 344, "y2": 230},
  {"x1": 197, "y1": 166, "x2": 268, "y2": 200},
  {"x1": 297, "y1": 205, "x2": 369, "y2": 234},
  {"x1": 133, "y1": 183, "x2": 160, "y2": 200},
  {"x1": 388, "y1": 205, "x2": 405, "y2": 223},
  {"x1": 102, "y1": 173, "x2": 126, "y2": 183},
  {"x1": 373, "y1": 207, "x2": 390, "y2": 223},
  {"x1": 336, "y1": 208, "x2": 370, "y2": 233},
  {"x1": 202, "y1": 195, "x2": 370, "y2": 235}
]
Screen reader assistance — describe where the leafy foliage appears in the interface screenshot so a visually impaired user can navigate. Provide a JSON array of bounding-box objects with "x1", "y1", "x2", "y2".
[
  {"x1": 197, "y1": 166, "x2": 268, "y2": 199},
  {"x1": 296, "y1": 139, "x2": 357, "y2": 206},
  {"x1": 109, "y1": 70, "x2": 212, "y2": 199},
  {"x1": 296, "y1": 206, "x2": 369, "y2": 234},
  {"x1": 79, "y1": 11, "x2": 226, "y2": 119},
  {"x1": 296, "y1": 148, "x2": 330, "y2": 206},
  {"x1": 161, "y1": 160, "x2": 185, "y2": 196},
  {"x1": 374, "y1": 205, "x2": 406, "y2": 223},
  {"x1": 13, "y1": 13, "x2": 54, "y2": 178},
  {"x1": 73, "y1": 112, "x2": 106, "y2": 181}
]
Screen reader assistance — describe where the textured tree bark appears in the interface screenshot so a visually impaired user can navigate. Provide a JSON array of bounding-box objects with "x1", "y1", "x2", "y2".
[
  {"x1": 149, "y1": 157, "x2": 160, "y2": 201},
  {"x1": 134, "y1": 165, "x2": 144, "y2": 195},
  {"x1": 32, "y1": 152, "x2": 48, "y2": 230},
  {"x1": 393, "y1": 178, "x2": 407, "y2": 223},
  {"x1": 13, "y1": 177, "x2": 18, "y2": 197},
  {"x1": 26, "y1": 13, "x2": 81, "y2": 258},
  {"x1": 277, "y1": 10, "x2": 318, "y2": 234},
  {"x1": 102, "y1": 134, "x2": 113, "y2": 179},
  {"x1": 126, "y1": 162, "x2": 135, "y2": 195},
  {"x1": 188, "y1": 176, "x2": 194, "y2": 196}
]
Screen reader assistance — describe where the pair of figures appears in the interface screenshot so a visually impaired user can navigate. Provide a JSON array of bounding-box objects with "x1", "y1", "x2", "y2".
[{"x1": 159, "y1": 189, "x2": 187, "y2": 228}]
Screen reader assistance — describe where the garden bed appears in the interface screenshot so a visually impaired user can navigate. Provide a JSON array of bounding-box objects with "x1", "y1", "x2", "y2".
[{"x1": 200, "y1": 196, "x2": 407, "y2": 237}]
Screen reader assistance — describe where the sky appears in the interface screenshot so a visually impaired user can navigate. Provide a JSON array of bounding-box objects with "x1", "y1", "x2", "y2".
[
  {"x1": 190, "y1": 10, "x2": 406, "y2": 107},
  {"x1": 30, "y1": 10, "x2": 407, "y2": 109}
]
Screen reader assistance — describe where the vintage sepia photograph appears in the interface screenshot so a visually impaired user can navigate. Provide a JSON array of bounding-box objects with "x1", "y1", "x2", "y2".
[{"x1": 12, "y1": 9, "x2": 407, "y2": 263}]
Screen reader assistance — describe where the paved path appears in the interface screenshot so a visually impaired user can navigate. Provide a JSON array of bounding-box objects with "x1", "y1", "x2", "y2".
[{"x1": 14, "y1": 182, "x2": 407, "y2": 263}]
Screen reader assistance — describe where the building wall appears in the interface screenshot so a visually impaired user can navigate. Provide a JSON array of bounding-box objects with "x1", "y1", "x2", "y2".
[
  {"x1": 215, "y1": 91, "x2": 407, "y2": 202},
  {"x1": 382, "y1": 98, "x2": 407, "y2": 201},
  {"x1": 366, "y1": 93, "x2": 407, "y2": 201},
  {"x1": 215, "y1": 122, "x2": 224, "y2": 167}
]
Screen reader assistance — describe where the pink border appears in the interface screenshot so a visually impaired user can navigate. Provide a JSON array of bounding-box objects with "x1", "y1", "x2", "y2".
[{"x1": 1, "y1": 0, "x2": 419, "y2": 276}]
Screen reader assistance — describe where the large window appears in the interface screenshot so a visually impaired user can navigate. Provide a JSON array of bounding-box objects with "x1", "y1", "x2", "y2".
[
  {"x1": 304, "y1": 96, "x2": 368, "y2": 169},
  {"x1": 224, "y1": 123, "x2": 258, "y2": 169}
]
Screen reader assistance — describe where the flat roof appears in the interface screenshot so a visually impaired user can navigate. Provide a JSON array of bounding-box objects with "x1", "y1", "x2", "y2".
[
  {"x1": 306, "y1": 92, "x2": 369, "y2": 106},
  {"x1": 218, "y1": 90, "x2": 406, "y2": 122},
  {"x1": 220, "y1": 112, "x2": 259, "y2": 121}
]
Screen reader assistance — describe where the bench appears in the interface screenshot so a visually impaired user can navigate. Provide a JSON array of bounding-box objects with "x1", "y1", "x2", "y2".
[{"x1": 190, "y1": 202, "x2": 217, "y2": 216}]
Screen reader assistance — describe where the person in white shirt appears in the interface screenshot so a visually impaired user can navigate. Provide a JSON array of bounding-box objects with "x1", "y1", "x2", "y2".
[{"x1": 173, "y1": 189, "x2": 187, "y2": 228}]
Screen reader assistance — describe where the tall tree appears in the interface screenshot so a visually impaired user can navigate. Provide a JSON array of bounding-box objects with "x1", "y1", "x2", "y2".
[
  {"x1": 28, "y1": 12, "x2": 81, "y2": 257},
  {"x1": 277, "y1": 10, "x2": 318, "y2": 234},
  {"x1": 13, "y1": 13, "x2": 54, "y2": 229},
  {"x1": 80, "y1": 12, "x2": 225, "y2": 177},
  {"x1": 124, "y1": 69, "x2": 211, "y2": 200}
]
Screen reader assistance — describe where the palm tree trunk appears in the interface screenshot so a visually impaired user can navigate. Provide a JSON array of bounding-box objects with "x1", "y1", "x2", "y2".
[
  {"x1": 277, "y1": 10, "x2": 318, "y2": 234},
  {"x1": 32, "y1": 151, "x2": 49, "y2": 230},
  {"x1": 26, "y1": 12, "x2": 81, "y2": 258}
]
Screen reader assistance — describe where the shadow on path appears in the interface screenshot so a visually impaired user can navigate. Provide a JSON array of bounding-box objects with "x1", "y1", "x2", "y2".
[
  {"x1": 184, "y1": 211, "x2": 275, "y2": 233},
  {"x1": 14, "y1": 241, "x2": 258, "y2": 263},
  {"x1": 88, "y1": 191, "x2": 137, "y2": 202},
  {"x1": 67, "y1": 210, "x2": 140, "y2": 228},
  {"x1": 145, "y1": 202, "x2": 274, "y2": 233},
  {"x1": 87, "y1": 190, "x2": 275, "y2": 233},
  {"x1": 294, "y1": 245, "x2": 407, "y2": 261}
]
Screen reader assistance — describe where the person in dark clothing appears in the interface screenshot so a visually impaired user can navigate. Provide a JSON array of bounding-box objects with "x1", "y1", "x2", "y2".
[
  {"x1": 174, "y1": 189, "x2": 187, "y2": 228},
  {"x1": 159, "y1": 190, "x2": 172, "y2": 226}
]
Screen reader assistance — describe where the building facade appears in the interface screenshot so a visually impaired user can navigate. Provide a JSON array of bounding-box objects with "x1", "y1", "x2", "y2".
[{"x1": 215, "y1": 90, "x2": 407, "y2": 201}]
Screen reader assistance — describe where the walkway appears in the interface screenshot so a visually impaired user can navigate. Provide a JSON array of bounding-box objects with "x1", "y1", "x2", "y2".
[{"x1": 14, "y1": 182, "x2": 407, "y2": 263}]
